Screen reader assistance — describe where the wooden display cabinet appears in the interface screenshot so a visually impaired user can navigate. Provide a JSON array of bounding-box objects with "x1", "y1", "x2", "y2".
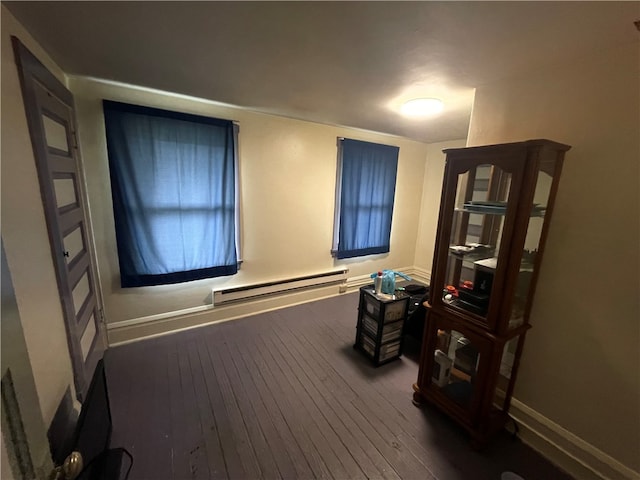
[{"x1": 412, "y1": 139, "x2": 571, "y2": 446}]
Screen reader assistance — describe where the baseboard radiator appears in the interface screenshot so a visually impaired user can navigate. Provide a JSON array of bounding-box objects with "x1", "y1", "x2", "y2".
[{"x1": 212, "y1": 269, "x2": 349, "y2": 306}]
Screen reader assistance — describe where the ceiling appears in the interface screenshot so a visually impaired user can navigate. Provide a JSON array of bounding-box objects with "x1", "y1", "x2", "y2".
[{"x1": 4, "y1": 1, "x2": 639, "y2": 143}]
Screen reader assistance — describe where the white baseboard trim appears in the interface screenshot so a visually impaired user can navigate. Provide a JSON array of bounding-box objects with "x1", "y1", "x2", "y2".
[
  {"x1": 106, "y1": 265, "x2": 433, "y2": 346},
  {"x1": 408, "y1": 266, "x2": 431, "y2": 285},
  {"x1": 510, "y1": 398, "x2": 640, "y2": 480},
  {"x1": 345, "y1": 272, "x2": 375, "y2": 289},
  {"x1": 344, "y1": 266, "x2": 431, "y2": 291},
  {"x1": 107, "y1": 304, "x2": 213, "y2": 330},
  {"x1": 106, "y1": 283, "x2": 345, "y2": 346}
]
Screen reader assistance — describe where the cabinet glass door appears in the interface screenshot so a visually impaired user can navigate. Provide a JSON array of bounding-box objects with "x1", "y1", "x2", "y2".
[
  {"x1": 432, "y1": 328, "x2": 481, "y2": 410},
  {"x1": 444, "y1": 164, "x2": 512, "y2": 321},
  {"x1": 509, "y1": 157, "x2": 560, "y2": 329}
]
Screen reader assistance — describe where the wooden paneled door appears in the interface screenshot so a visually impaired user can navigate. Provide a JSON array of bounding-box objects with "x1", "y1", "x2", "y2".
[{"x1": 12, "y1": 37, "x2": 105, "y2": 402}]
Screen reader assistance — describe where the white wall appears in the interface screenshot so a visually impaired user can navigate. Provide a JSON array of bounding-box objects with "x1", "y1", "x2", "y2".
[
  {"x1": 70, "y1": 77, "x2": 431, "y2": 328},
  {"x1": 467, "y1": 40, "x2": 639, "y2": 474},
  {"x1": 1, "y1": 6, "x2": 77, "y2": 426},
  {"x1": 414, "y1": 139, "x2": 467, "y2": 276}
]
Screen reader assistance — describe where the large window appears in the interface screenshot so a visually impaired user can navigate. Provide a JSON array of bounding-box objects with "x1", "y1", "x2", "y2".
[
  {"x1": 103, "y1": 101, "x2": 239, "y2": 287},
  {"x1": 332, "y1": 138, "x2": 399, "y2": 259}
]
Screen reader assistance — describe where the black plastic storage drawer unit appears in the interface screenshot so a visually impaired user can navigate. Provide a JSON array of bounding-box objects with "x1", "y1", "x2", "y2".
[{"x1": 354, "y1": 286, "x2": 410, "y2": 366}]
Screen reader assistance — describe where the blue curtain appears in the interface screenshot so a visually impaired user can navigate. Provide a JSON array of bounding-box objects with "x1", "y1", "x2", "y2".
[
  {"x1": 337, "y1": 139, "x2": 399, "y2": 259},
  {"x1": 103, "y1": 101, "x2": 238, "y2": 287}
]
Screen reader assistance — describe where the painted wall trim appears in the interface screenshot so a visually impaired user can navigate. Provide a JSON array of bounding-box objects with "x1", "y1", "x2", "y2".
[
  {"x1": 107, "y1": 285, "x2": 345, "y2": 347},
  {"x1": 345, "y1": 266, "x2": 430, "y2": 291},
  {"x1": 510, "y1": 398, "x2": 640, "y2": 480},
  {"x1": 409, "y1": 266, "x2": 431, "y2": 285},
  {"x1": 106, "y1": 304, "x2": 213, "y2": 331},
  {"x1": 106, "y1": 265, "x2": 432, "y2": 346},
  {"x1": 213, "y1": 269, "x2": 348, "y2": 306}
]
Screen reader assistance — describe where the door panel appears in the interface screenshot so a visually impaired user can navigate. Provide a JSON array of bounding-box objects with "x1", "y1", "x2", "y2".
[
  {"x1": 12, "y1": 37, "x2": 105, "y2": 402},
  {"x1": 62, "y1": 227, "x2": 84, "y2": 265},
  {"x1": 53, "y1": 177, "x2": 77, "y2": 208},
  {"x1": 80, "y1": 316, "x2": 97, "y2": 361},
  {"x1": 72, "y1": 273, "x2": 90, "y2": 316},
  {"x1": 42, "y1": 113, "x2": 70, "y2": 153}
]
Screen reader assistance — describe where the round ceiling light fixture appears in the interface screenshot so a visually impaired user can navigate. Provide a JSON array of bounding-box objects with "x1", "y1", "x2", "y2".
[{"x1": 401, "y1": 98, "x2": 444, "y2": 117}]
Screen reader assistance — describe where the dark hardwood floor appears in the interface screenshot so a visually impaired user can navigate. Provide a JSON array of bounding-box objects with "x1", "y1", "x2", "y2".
[{"x1": 105, "y1": 292, "x2": 573, "y2": 480}]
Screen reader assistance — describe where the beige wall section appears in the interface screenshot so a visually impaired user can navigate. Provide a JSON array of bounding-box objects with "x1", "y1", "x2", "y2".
[
  {"x1": 414, "y1": 139, "x2": 466, "y2": 276},
  {"x1": 1, "y1": 431, "x2": 15, "y2": 480},
  {"x1": 69, "y1": 76, "x2": 430, "y2": 325},
  {"x1": 1, "y1": 6, "x2": 77, "y2": 425},
  {"x1": 2, "y1": 243, "x2": 54, "y2": 478},
  {"x1": 467, "y1": 41, "x2": 640, "y2": 472}
]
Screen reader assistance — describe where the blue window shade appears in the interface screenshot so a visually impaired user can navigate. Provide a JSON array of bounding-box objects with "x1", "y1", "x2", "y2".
[
  {"x1": 335, "y1": 138, "x2": 399, "y2": 259},
  {"x1": 103, "y1": 100, "x2": 238, "y2": 287}
]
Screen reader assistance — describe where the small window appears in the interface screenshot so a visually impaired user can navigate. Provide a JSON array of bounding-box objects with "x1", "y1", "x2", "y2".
[
  {"x1": 332, "y1": 138, "x2": 399, "y2": 259},
  {"x1": 103, "y1": 101, "x2": 240, "y2": 287}
]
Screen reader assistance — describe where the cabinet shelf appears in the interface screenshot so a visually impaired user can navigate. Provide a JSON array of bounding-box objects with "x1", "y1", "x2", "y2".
[
  {"x1": 455, "y1": 205, "x2": 547, "y2": 217},
  {"x1": 448, "y1": 243, "x2": 495, "y2": 259},
  {"x1": 413, "y1": 139, "x2": 571, "y2": 446}
]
